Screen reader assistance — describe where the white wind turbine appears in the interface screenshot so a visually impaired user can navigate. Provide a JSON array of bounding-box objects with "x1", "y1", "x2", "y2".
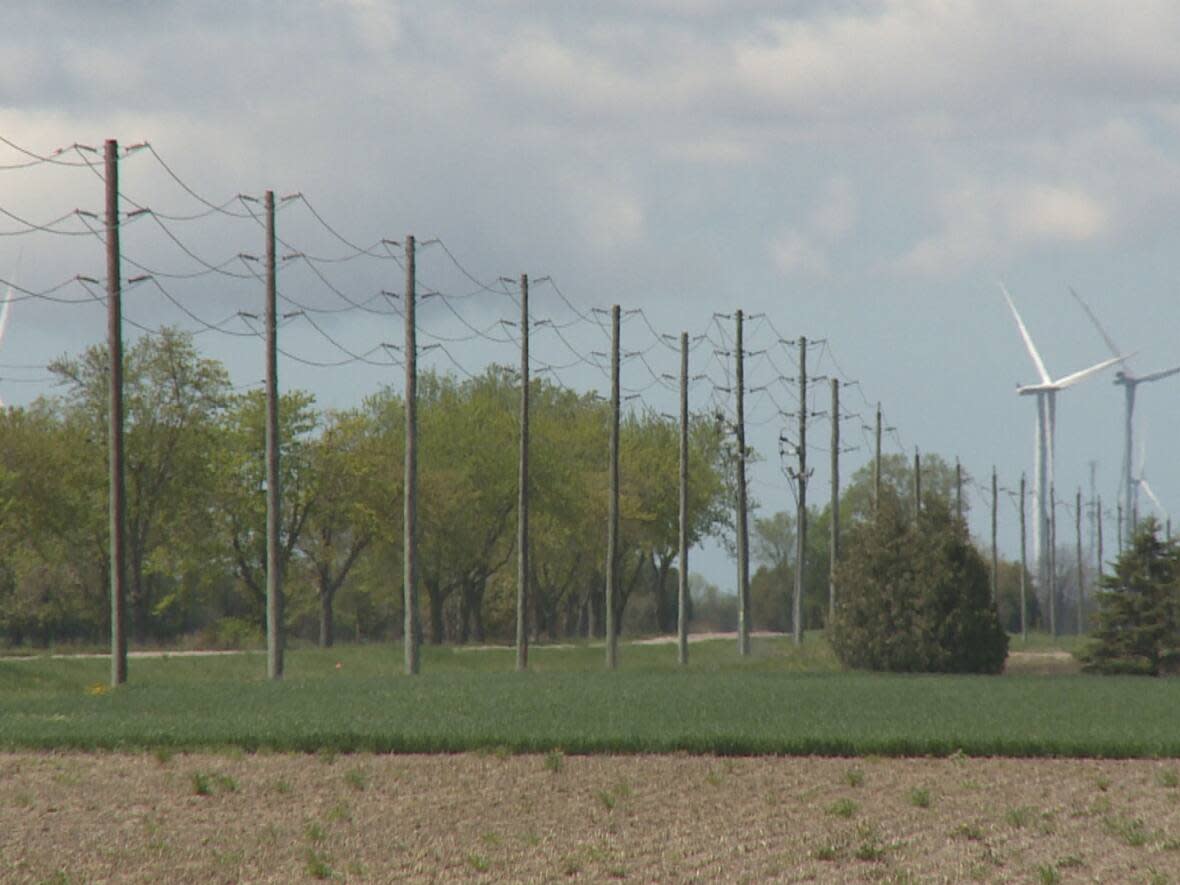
[
  {"x1": 0, "y1": 253, "x2": 19, "y2": 408},
  {"x1": 1000, "y1": 283, "x2": 1126, "y2": 625},
  {"x1": 1068, "y1": 287, "x2": 1180, "y2": 546}
]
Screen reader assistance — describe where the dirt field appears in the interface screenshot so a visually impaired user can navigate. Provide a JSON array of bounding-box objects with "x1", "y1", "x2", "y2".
[{"x1": 2, "y1": 752, "x2": 1180, "y2": 883}]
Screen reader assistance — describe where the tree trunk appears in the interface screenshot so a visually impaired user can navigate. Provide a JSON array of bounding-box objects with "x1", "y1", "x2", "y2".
[{"x1": 319, "y1": 583, "x2": 335, "y2": 648}]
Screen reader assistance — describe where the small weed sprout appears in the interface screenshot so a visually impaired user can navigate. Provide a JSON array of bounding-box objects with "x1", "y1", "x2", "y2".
[
  {"x1": 190, "y1": 771, "x2": 212, "y2": 796},
  {"x1": 1005, "y1": 806, "x2": 1035, "y2": 829},
  {"x1": 704, "y1": 769, "x2": 723, "y2": 787},
  {"x1": 1105, "y1": 815, "x2": 1150, "y2": 847},
  {"x1": 951, "y1": 821, "x2": 983, "y2": 841},
  {"x1": 1036, "y1": 864, "x2": 1060, "y2": 885},
  {"x1": 274, "y1": 778, "x2": 293, "y2": 795},
  {"x1": 152, "y1": 747, "x2": 173, "y2": 766},
  {"x1": 909, "y1": 787, "x2": 931, "y2": 808},
  {"x1": 305, "y1": 847, "x2": 333, "y2": 880},
  {"x1": 596, "y1": 790, "x2": 617, "y2": 812},
  {"x1": 544, "y1": 751, "x2": 564, "y2": 774},
  {"x1": 467, "y1": 853, "x2": 491, "y2": 873},
  {"x1": 1096, "y1": 775, "x2": 1112, "y2": 792},
  {"x1": 213, "y1": 773, "x2": 237, "y2": 793},
  {"x1": 827, "y1": 798, "x2": 858, "y2": 818},
  {"x1": 1157, "y1": 768, "x2": 1180, "y2": 789},
  {"x1": 305, "y1": 822, "x2": 327, "y2": 844},
  {"x1": 845, "y1": 767, "x2": 865, "y2": 787},
  {"x1": 344, "y1": 767, "x2": 368, "y2": 792},
  {"x1": 327, "y1": 801, "x2": 352, "y2": 824}
]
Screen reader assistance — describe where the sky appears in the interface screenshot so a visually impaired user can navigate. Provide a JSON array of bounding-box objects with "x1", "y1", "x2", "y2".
[{"x1": 3, "y1": 0, "x2": 1180, "y2": 592}]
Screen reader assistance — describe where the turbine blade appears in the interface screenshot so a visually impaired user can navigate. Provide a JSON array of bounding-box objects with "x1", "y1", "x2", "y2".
[
  {"x1": 1136, "y1": 365, "x2": 1180, "y2": 384},
  {"x1": 999, "y1": 282, "x2": 1052, "y2": 385},
  {"x1": 1141, "y1": 478, "x2": 1167, "y2": 520},
  {"x1": 1053, "y1": 354, "x2": 1127, "y2": 389},
  {"x1": 1068, "y1": 286, "x2": 1124, "y2": 361}
]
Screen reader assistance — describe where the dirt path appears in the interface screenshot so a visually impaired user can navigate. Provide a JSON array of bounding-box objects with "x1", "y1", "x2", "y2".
[{"x1": 2, "y1": 752, "x2": 1178, "y2": 882}]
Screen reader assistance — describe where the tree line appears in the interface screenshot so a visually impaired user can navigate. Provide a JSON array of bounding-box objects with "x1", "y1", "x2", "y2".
[
  {"x1": 0, "y1": 328, "x2": 735, "y2": 648},
  {"x1": 1, "y1": 327, "x2": 1059, "y2": 654}
]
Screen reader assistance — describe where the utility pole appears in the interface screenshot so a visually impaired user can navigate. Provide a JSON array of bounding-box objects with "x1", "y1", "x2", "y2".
[
  {"x1": 1019, "y1": 473, "x2": 1027, "y2": 641},
  {"x1": 264, "y1": 190, "x2": 283, "y2": 681},
  {"x1": 105, "y1": 139, "x2": 127, "y2": 687},
  {"x1": 606, "y1": 304, "x2": 621, "y2": 669},
  {"x1": 1090, "y1": 493, "x2": 1099, "y2": 590},
  {"x1": 403, "y1": 235, "x2": 421, "y2": 675},
  {"x1": 792, "y1": 335, "x2": 808, "y2": 645},
  {"x1": 874, "y1": 403, "x2": 882, "y2": 515},
  {"x1": 678, "y1": 332, "x2": 689, "y2": 666},
  {"x1": 1049, "y1": 482, "x2": 1057, "y2": 637},
  {"x1": 516, "y1": 274, "x2": 529, "y2": 671},
  {"x1": 991, "y1": 466, "x2": 998, "y2": 605},
  {"x1": 1075, "y1": 487, "x2": 1084, "y2": 635},
  {"x1": 735, "y1": 311, "x2": 751, "y2": 656},
  {"x1": 913, "y1": 449, "x2": 921, "y2": 519},
  {"x1": 1117, "y1": 504, "x2": 1123, "y2": 555},
  {"x1": 956, "y1": 459, "x2": 963, "y2": 522},
  {"x1": 829, "y1": 378, "x2": 839, "y2": 622}
]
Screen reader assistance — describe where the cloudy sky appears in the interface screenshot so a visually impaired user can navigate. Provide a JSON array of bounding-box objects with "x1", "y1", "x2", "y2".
[{"x1": 4, "y1": 0, "x2": 1180, "y2": 588}]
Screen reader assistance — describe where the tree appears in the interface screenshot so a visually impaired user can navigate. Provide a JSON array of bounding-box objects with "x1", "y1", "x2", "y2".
[
  {"x1": 298, "y1": 406, "x2": 388, "y2": 647},
  {"x1": 1081, "y1": 519, "x2": 1180, "y2": 675},
  {"x1": 830, "y1": 492, "x2": 1008, "y2": 673},
  {"x1": 48, "y1": 328, "x2": 231, "y2": 641},
  {"x1": 209, "y1": 388, "x2": 319, "y2": 630}
]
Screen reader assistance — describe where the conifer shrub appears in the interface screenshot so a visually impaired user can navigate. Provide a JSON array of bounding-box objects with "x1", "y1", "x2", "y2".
[
  {"x1": 829, "y1": 492, "x2": 1008, "y2": 673},
  {"x1": 1081, "y1": 519, "x2": 1180, "y2": 676}
]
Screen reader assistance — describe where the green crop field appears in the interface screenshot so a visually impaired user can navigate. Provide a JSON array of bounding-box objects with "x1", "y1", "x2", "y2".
[{"x1": 2, "y1": 636, "x2": 1177, "y2": 758}]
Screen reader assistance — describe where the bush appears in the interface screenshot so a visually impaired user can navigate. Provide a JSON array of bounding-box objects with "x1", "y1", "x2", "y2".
[
  {"x1": 1081, "y1": 519, "x2": 1180, "y2": 676},
  {"x1": 829, "y1": 493, "x2": 1007, "y2": 673}
]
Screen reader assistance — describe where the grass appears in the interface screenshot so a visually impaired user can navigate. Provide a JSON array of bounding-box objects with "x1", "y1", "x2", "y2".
[{"x1": 2, "y1": 637, "x2": 1180, "y2": 757}]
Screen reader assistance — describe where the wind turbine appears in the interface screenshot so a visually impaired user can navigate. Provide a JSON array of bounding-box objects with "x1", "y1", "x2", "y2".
[
  {"x1": 1000, "y1": 283, "x2": 1126, "y2": 626},
  {"x1": 1069, "y1": 287, "x2": 1180, "y2": 546},
  {"x1": 0, "y1": 252, "x2": 19, "y2": 408}
]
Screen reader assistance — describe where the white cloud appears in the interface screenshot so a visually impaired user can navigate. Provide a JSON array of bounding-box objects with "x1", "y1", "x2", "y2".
[
  {"x1": 1010, "y1": 185, "x2": 1107, "y2": 242},
  {"x1": 769, "y1": 176, "x2": 858, "y2": 277},
  {"x1": 560, "y1": 173, "x2": 646, "y2": 252},
  {"x1": 770, "y1": 231, "x2": 828, "y2": 276},
  {"x1": 895, "y1": 178, "x2": 1108, "y2": 276}
]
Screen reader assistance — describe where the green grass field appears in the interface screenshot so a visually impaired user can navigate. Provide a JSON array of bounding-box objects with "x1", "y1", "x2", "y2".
[{"x1": 2, "y1": 635, "x2": 1176, "y2": 758}]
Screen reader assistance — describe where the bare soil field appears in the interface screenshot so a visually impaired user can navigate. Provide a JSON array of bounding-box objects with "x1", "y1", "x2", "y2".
[{"x1": 2, "y1": 752, "x2": 1179, "y2": 883}]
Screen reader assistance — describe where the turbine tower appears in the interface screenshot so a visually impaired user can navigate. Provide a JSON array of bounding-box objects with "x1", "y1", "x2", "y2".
[
  {"x1": 1000, "y1": 284, "x2": 1125, "y2": 614},
  {"x1": 1069, "y1": 287, "x2": 1180, "y2": 546},
  {"x1": 0, "y1": 253, "x2": 19, "y2": 408}
]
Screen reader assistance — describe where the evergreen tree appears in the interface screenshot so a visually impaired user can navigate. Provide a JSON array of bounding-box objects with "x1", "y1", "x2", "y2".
[
  {"x1": 1082, "y1": 519, "x2": 1180, "y2": 676},
  {"x1": 829, "y1": 491, "x2": 1007, "y2": 673}
]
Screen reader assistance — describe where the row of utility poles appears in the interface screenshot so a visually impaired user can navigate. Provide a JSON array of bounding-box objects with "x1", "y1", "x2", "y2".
[{"x1": 100, "y1": 139, "x2": 1110, "y2": 687}]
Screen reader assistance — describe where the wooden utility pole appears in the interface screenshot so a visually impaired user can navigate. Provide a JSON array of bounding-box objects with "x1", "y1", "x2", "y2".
[
  {"x1": 1049, "y1": 482, "x2": 1057, "y2": 637},
  {"x1": 1117, "y1": 504, "x2": 1123, "y2": 555},
  {"x1": 913, "y1": 449, "x2": 922, "y2": 519},
  {"x1": 956, "y1": 459, "x2": 963, "y2": 522},
  {"x1": 736, "y1": 311, "x2": 751, "y2": 656},
  {"x1": 829, "y1": 378, "x2": 839, "y2": 622},
  {"x1": 105, "y1": 139, "x2": 127, "y2": 687},
  {"x1": 991, "y1": 467, "x2": 998, "y2": 605},
  {"x1": 678, "y1": 332, "x2": 689, "y2": 665},
  {"x1": 516, "y1": 274, "x2": 529, "y2": 671},
  {"x1": 1076, "y1": 488, "x2": 1084, "y2": 635},
  {"x1": 874, "y1": 402, "x2": 882, "y2": 515},
  {"x1": 403, "y1": 235, "x2": 421, "y2": 675},
  {"x1": 1096, "y1": 494, "x2": 1104, "y2": 587},
  {"x1": 264, "y1": 190, "x2": 284, "y2": 681},
  {"x1": 1019, "y1": 473, "x2": 1027, "y2": 641},
  {"x1": 792, "y1": 335, "x2": 807, "y2": 645},
  {"x1": 606, "y1": 304, "x2": 621, "y2": 669}
]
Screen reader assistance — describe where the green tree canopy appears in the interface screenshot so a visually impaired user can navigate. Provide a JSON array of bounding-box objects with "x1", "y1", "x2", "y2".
[{"x1": 830, "y1": 492, "x2": 1007, "y2": 673}]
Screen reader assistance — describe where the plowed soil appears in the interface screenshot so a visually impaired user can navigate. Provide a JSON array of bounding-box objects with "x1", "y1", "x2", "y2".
[{"x1": 3, "y1": 752, "x2": 1180, "y2": 882}]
